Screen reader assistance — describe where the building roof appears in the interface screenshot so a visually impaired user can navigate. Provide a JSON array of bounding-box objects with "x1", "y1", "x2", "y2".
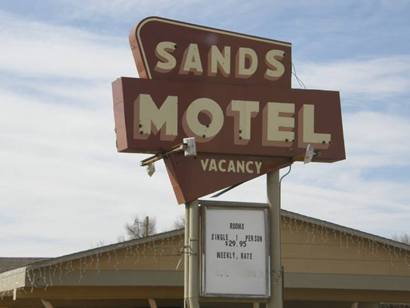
[
  {"x1": 2, "y1": 203, "x2": 409, "y2": 274},
  {"x1": 1, "y1": 204, "x2": 410, "y2": 304},
  {"x1": 0, "y1": 258, "x2": 47, "y2": 274}
]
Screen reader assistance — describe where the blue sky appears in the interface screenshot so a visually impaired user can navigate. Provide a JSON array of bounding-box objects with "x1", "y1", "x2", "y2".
[{"x1": 1, "y1": 0, "x2": 409, "y2": 257}]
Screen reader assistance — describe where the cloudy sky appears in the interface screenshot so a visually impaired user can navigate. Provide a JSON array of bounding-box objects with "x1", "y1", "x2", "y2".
[{"x1": 1, "y1": 0, "x2": 409, "y2": 257}]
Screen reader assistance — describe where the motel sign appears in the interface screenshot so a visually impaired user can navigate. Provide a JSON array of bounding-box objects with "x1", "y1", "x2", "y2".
[{"x1": 113, "y1": 16, "x2": 345, "y2": 202}]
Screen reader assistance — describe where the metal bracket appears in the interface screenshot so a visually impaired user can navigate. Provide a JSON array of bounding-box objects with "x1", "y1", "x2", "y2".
[{"x1": 140, "y1": 137, "x2": 197, "y2": 176}]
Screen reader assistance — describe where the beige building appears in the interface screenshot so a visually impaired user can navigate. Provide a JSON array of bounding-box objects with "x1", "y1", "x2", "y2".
[{"x1": 1, "y1": 205, "x2": 410, "y2": 308}]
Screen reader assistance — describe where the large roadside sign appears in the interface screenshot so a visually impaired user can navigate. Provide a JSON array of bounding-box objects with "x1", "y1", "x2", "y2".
[
  {"x1": 112, "y1": 17, "x2": 346, "y2": 305},
  {"x1": 112, "y1": 17, "x2": 345, "y2": 203}
]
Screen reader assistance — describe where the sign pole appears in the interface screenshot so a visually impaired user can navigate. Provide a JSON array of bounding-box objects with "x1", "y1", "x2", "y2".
[
  {"x1": 267, "y1": 170, "x2": 283, "y2": 308},
  {"x1": 187, "y1": 200, "x2": 200, "y2": 308},
  {"x1": 184, "y1": 203, "x2": 190, "y2": 308}
]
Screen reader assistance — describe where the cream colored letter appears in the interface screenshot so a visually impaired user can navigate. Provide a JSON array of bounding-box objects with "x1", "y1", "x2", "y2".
[
  {"x1": 264, "y1": 102, "x2": 295, "y2": 143},
  {"x1": 245, "y1": 161, "x2": 254, "y2": 174},
  {"x1": 264, "y1": 49, "x2": 285, "y2": 80},
  {"x1": 184, "y1": 98, "x2": 224, "y2": 141},
  {"x1": 255, "y1": 161, "x2": 262, "y2": 174},
  {"x1": 227, "y1": 100, "x2": 259, "y2": 144},
  {"x1": 134, "y1": 94, "x2": 177, "y2": 140},
  {"x1": 236, "y1": 47, "x2": 258, "y2": 78},
  {"x1": 218, "y1": 160, "x2": 227, "y2": 172},
  {"x1": 154, "y1": 41, "x2": 176, "y2": 73},
  {"x1": 302, "y1": 104, "x2": 331, "y2": 144},
  {"x1": 208, "y1": 45, "x2": 231, "y2": 77},
  {"x1": 180, "y1": 43, "x2": 203, "y2": 75},
  {"x1": 200, "y1": 159, "x2": 209, "y2": 171}
]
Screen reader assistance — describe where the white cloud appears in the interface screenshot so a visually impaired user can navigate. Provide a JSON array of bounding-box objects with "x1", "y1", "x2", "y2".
[
  {"x1": 7, "y1": 78, "x2": 110, "y2": 106},
  {"x1": 0, "y1": 10, "x2": 136, "y2": 80},
  {"x1": 344, "y1": 111, "x2": 410, "y2": 168},
  {"x1": 55, "y1": 0, "x2": 235, "y2": 23},
  {"x1": 295, "y1": 56, "x2": 410, "y2": 96},
  {"x1": 281, "y1": 180, "x2": 410, "y2": 238},
  {"x1": 0, "y1": 89, "x2": 184, "y2": 256},
  {"x1": 0, "y1": 9, "x2": 183, "y2": 254}
]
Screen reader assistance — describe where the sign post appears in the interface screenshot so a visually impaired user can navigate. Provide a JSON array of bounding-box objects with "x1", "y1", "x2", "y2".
[
  {"x1": 184, "y1": 204, "x2": 190, "y2": 308},
  {"x1": 267, "y1": 170, "x2": 283, "y2": 308},
  {"x1": 187, "y1": 201, "x2": 200, "y2": 308}
]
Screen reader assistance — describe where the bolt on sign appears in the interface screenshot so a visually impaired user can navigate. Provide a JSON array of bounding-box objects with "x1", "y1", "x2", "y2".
[{"x1": 113, "y1": 17, "x2": 346, "y2": 203}]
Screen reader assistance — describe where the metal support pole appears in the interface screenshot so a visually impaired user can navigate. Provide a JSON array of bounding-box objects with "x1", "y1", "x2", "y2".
[
  {"x1": 147, "y1": 298, "x2": 158, "y2": 308},
  {"x1": 266, "y1": 170, "x2": 283, "y2": 308},
  {"x1": 187, "y1": 200, "x2": 200, "y2": 308},
  {"x1": 184, "y1": 203, "x2": 190, "y2": 308}
]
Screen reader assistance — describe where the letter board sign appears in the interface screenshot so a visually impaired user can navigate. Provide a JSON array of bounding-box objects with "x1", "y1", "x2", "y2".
[{"x1": 201, "y1": 201, "x2": 270, "y2": 298}]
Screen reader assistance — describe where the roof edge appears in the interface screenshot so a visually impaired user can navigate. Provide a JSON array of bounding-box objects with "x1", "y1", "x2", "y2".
[
  {"x1": 281, "y1": 208, "x2": 410, "y2": 251},
  {"x1": 25, "y1": 228, "x2": 184, "y2": 271},
  {"x1": 1, "y1": 205, "x2": 408, "y2": 276}
]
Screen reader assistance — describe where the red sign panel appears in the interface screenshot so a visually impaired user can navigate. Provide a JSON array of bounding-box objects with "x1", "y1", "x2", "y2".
[
  {"x1": 164, "y1": 153, "x2": 290, "y2": 203},
  {"x1": 113, "y1": 77, "x2": 345, "y2": 162},
  {"x1": 129, "y1": 17, "x2": 292, "y2": 87}
]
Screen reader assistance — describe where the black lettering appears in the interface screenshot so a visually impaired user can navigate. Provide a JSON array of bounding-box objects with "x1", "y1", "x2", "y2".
[
  {"x1": 211, "y1": 233, "x2": 228, "y2": 240},
  {"x1": 229, "y1": 223, "x2": 245, "y2": 230},
  {"x1": 244, "y1": 234, "x2": 263, "y2": 242},
  {"x1": 240, "y1": 252, "x2": 253, "y2": 260},
  {"x1": 216, "y1": 251, "x2": 234, "y2": 259}
]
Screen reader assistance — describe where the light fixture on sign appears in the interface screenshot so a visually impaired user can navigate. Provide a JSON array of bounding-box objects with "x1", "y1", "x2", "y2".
[
  {"x1": 183, "y1": 137, "x2": 197, "y2": 157},
  {"x1": 304, "y1": 144, "x2": 318, "y2": 164},
  {"x1": 146, "y1": 163, "x2": 155, "y2": 177},
  {"x1": 141, "y1": 137, "x2": 197, "y2": 177}
]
